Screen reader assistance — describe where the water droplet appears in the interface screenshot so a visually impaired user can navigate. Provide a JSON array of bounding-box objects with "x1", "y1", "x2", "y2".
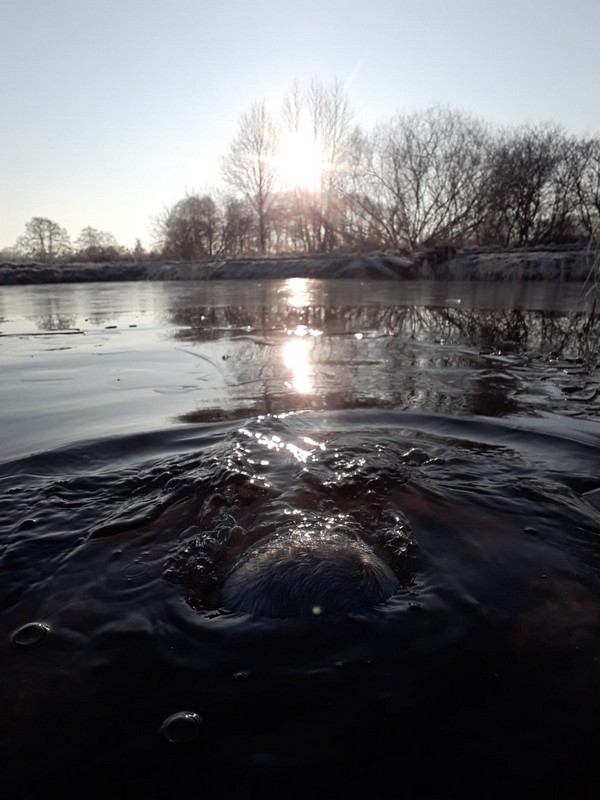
[
  {"x1": 160, "y1": 711, "x2": 203, "y2": 743},
  {"x1": 12, "y1": 622, "x2": 50, "y2": 646}
]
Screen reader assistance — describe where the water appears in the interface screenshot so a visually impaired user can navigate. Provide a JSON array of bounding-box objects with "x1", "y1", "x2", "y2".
[{"x1": 1, "y1": 279, "x2": 600, "y2": 798}]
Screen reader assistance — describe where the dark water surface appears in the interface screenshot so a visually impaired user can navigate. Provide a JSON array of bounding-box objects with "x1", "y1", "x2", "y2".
[{"x1": 1, "y1": 279, "x2": 600, "y2": 798}]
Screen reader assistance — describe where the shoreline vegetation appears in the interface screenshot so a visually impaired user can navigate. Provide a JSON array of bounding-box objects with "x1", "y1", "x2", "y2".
[
  {"x1": 0, "y1": 243, "x2": 597, "y2": 285},
  {"x1": 5, "y1": 93, "x2": 600, "y2": 275}
]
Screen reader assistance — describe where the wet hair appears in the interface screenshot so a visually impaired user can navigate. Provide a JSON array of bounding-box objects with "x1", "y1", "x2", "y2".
[{"x1": 222, "y1": 531, "x2": 399, "y2": 618}]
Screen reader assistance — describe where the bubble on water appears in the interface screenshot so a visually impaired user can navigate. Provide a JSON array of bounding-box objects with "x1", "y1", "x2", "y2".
[
  {"x1": 12, "y1": 622, "x2": 50, "y2": 646},
  {"x1": 160, "y1": 711, "x2": 203, "y2": 743}
]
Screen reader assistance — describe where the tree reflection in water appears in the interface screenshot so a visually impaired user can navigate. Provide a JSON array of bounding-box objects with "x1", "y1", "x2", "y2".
[{"x1": 168, "y1": 280, "x2": 600, "y2": 422}]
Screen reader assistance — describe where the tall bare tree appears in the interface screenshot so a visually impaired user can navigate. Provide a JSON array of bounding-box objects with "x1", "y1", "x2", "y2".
[
  {"x1": 221, "y1": 196, "x2": 255, "y2": 256},
  {"x1": 221, "y1": 102, "x2": 278, "y2": 254},
  {"x1": 276, "y1": 79, "x2": 356, "y2": 252},
  {"x1": 156, "y1": 194, "x2": 221, "y2": 260},
  {"x1": 347, "y1": 107, "x2": 490, "y2": 249},
  {"x1": 16, "y1": 217, "x2": 71, "y2": 262},
  {"x1": 570, "y1": 135, "x2": 600, "y2": 237},
  {"x1": 480, "y1": 123, "x2": 574, "y2": 245}
]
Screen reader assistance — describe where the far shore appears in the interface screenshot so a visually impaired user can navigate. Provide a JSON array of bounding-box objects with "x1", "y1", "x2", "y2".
[{"x1": 0, "y1": 244, "x2": 597, "y2": 286}]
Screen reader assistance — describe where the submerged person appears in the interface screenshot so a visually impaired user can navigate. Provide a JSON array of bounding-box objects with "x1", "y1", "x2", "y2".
[{"x1": 222, "y1": 530, "x2": 399, "y2": 618}]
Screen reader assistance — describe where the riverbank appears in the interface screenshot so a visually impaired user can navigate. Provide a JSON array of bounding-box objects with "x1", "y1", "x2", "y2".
[{"x1": 0, "y1": 244, "x2": 596, "y2": 285}]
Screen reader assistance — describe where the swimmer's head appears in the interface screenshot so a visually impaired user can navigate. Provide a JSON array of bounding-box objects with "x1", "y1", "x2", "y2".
[{"x1": 222, "y1": 531, "x2": 399, "y2": 618}]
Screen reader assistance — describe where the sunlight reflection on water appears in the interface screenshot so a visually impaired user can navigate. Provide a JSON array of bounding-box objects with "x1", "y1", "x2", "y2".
[
  {"x1": 281, "y1": 278, "x2": 323, "y2": 395},
  {"x1": 282, "y1": 337, "x2": 313, "y2": 394},
  {"x1": 281, "y1": 277, "x2": 313, "y2": 308}
]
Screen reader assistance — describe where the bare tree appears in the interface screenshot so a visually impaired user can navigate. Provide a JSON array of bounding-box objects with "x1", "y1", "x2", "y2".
[
  {"x1": 281, "y1": 79, "x2": 303, "y2": 134},
  {"x1": 16, "y1": 217, "x2": 71, "y2": 263},
  {"x1": 304, "y1": 79, "x2": 354, "y2": 250},
  {"x1": 344, "y1": 126, "x2": 404, "y2": 249},
  {"x1": 156, "y1": 194, "x2": 221, "y2": 260},
  {"x1": 570, "y1": 135, "x2": 600, "y2": 238},
  {"x1": 75, "y1": 226, "x2": 122, "y2": 261},
  {"x1": 480, "y1": 123, "x2": 573, "y2": 245},
  {"x1": 347, "y1": 107, "x2": 490, "y2": 249},
  {"x1": 539, "y1": 133, "x2": 585, "y2": 242},
  {"x1": 220, "y1": 196, "x2": 255, "y2": 257},
  {"x1": 221, "y1": 102, "x2": 278, "y2": 254}
]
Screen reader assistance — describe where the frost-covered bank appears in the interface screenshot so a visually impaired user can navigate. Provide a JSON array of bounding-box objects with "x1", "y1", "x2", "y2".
[{"x1": 0, "y1": 245, "x2": 595, "y2": 285}]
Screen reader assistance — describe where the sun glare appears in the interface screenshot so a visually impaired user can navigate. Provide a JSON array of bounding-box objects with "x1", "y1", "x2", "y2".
[
  {"x1": 275, "y1": 129, "x2": 325, "y2": 191},
  {"x1": 282, "y1": 337, "x2": 313, "y2": 394},
  {"x1": 282, "y1": 277, "x2": 312, "y2": 308}
]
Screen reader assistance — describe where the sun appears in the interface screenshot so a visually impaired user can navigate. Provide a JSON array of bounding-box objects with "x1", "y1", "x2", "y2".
[{"x1": 275, "y1": 128, "x2": 325, "y2": 191}]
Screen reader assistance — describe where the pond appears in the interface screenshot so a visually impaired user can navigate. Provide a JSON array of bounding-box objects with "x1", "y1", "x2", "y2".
[{"x1": 1, "y1": 278, "x2": 600, "y2": 798}]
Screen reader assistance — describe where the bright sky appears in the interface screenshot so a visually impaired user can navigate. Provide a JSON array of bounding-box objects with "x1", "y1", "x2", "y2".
[{"x1": 2, "y1": 0, "x2": 600, "y2": 251}]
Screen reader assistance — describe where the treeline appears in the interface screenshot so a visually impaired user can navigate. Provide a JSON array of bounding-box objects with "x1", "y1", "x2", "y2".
[
  {"x1": 157, "y1": 89, "x2": 600, "y2": 258},
  {"x1": 6, "y1": 81, "x2": 600, "y2": 263},
  {"x1": 2, "y1": 219, "x2": 150, "y2": 264}
]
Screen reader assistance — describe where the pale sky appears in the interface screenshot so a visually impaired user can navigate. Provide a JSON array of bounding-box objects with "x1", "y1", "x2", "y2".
[{"x1": 2, "y1": 0, "x2": 600, "y2": 251}]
